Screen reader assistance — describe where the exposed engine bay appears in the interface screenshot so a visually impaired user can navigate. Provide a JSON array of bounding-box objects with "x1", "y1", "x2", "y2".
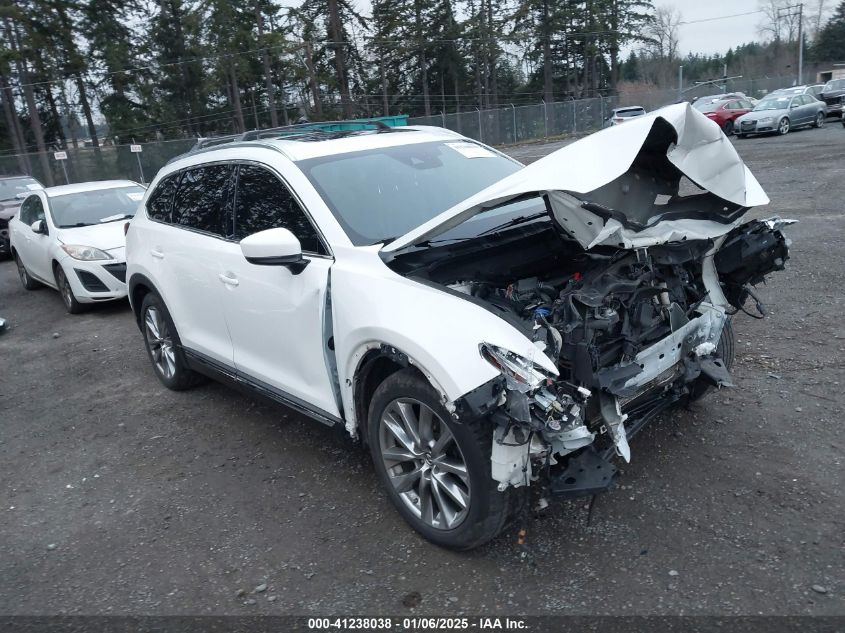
[
  {"x1": 382, "y1": 104, "x2": 794, "y2": 498},
  {"x1": 387, "y1": 215, "x2": 793, "y2": 496}
]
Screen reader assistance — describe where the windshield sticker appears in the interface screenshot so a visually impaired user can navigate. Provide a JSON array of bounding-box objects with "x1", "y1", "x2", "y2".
[
  {"x1": 126, "y1": 192, "x2": 144, "y2": 201},
  {"x1": 446, "y1": 141, "x2": 497, "y2": 159}
]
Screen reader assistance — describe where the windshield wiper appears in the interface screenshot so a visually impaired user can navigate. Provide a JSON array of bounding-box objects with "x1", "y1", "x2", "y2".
[{"x1": 100, "y1": 213, "x2": 134, "y2": 223}]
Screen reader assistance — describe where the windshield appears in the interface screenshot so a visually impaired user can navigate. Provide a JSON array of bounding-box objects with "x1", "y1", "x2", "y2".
[
  {"x1": 824, "y1": 79, "x2": 845, "y2": 91},
  {"x1": 0, "y1": 177, "x2": 41, "y2": 202},
  {"x1": 754, "y1": 97, "x2": 791, "y2": 111},
  {"x1": 298, "y1": 140, "x2": 522, "y2": 245},
  {"x1": 49, "y1": 185, "x2": 146, "y2": 228}
]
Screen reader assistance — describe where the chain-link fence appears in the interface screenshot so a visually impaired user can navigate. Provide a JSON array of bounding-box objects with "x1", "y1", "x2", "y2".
[{"x1": 0, "y1": 74, "x2": 806, "y2": 186}]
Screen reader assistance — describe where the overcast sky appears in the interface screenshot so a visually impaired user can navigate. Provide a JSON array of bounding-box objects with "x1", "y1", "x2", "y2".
[{"x1": 667, "y1": 0, "x2": 766, "y2": 55}]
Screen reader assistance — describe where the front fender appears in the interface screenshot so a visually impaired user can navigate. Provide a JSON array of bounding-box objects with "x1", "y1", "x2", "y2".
[{"x1": 330, "y1": 246, "x2": 555, "y2": 435}]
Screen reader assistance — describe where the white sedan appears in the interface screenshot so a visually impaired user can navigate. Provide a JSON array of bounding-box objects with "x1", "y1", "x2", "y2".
[{"x1": 9, "y1": 180, "x2": 145, "y2": 313}]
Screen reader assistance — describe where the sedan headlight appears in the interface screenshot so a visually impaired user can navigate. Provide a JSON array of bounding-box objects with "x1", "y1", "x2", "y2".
[
  {"x1": 479, "y1": 343, "x2": 552, "y2": 392},
  {"x1": 61, "y1": 244, "x2": 113, "y2": 261},
  {"x1": 758, "y1": 116, "x2": 773, "y2": 124}
]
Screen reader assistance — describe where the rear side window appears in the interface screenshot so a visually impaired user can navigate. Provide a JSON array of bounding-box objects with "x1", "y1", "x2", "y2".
[
  {"x1": 147, "y1": 174, "x2": 178, "y2": 223},
  {"x1": 172, "y1": 165, "x2": 235, "y2": 237},
  {"x1": 234, "y1": 164, "x2": 326, "y2": 254}
]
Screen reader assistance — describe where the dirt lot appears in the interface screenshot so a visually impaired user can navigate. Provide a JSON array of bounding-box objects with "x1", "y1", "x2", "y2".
[{"x1": 0, "y1": 124, "x2": 843, "y2": 617}]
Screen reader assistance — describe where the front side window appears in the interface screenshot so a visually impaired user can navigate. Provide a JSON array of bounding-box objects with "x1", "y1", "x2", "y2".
[
  {"x1": 172, "y1": 165, "x2": 234, "y2": 237},
  {"x1": 234, "y1": 164, "x2": 326, "y2": 254},
  {"x1": 49, "y1": 186, "x2": 145, "y2": 228},
  {"x1": 19, "y1": 195, "x2": 45, "y2": 226},
  {"x1": 147, "y1": 174, "x2": 179, "y2": 223}
]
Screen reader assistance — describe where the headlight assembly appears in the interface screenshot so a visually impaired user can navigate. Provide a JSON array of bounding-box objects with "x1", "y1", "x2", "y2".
[
  {"x1": 479, "y1": 343, "x2": 552, "y2": 392},
  {"x1": 758, "y1": 116, "x2": 773, "y2": 124},
  {"x1": 61, "y1": 244, "x2": 113, "y2": 261}
]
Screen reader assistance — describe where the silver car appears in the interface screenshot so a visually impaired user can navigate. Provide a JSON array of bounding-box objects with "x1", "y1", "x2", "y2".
[{"x1": 735, "y1": 94, "x2": 826, "y2": 137}]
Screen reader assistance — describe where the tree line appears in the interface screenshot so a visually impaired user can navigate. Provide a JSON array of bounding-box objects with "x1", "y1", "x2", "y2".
[{"x1": 1, "y1": 0, "x2": 845, "y2": 172}]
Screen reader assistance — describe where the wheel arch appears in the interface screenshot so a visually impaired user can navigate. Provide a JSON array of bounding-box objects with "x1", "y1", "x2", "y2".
[
  {"x1": 348, "y1": 343, "x2": 451, "y2": 443},
  {"x1": 127, "y1": 273, "x2": 164, "y2": 330}
]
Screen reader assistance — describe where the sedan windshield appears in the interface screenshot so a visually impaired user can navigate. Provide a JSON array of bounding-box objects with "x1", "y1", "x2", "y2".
[
  {"x1": 754, "y1": 97, "x2": 790, "y2": 111},
  {"x1": 298, "y1": 140, "x2": 522, "y2": 245},
  {"x1": 692, "y1": 101, "x2": 722, "y2": 113},
  {"x1": 49, "y1": 185, "x2": 146, "y2": 228},
  {"x1": 0, "y1": 177, "x2": 41, "y2": 202}
]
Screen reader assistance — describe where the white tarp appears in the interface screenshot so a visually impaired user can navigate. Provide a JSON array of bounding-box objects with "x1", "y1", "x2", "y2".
[{"x1": 384, "y1": 102, "x2": 770, "y2": 253}]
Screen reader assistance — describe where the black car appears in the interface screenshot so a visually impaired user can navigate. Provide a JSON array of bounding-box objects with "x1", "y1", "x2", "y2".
[
  {"x1": 820, "y1": 78, "x2": 845, "y2": 117},
  {"x1": 0, "y1": 175, "x2": 43, "y2": 258}
]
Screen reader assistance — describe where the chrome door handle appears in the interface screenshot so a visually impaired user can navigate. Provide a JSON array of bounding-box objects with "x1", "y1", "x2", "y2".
[
  {"x1": 218, "y1": 273, "x2": 239, "y2": 287},
  {"x1": 150, "y1": 249, "x2": 164, "y2": 259}
]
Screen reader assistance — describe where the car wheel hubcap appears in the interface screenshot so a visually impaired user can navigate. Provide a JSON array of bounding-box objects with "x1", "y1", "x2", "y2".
[
  {"x1": 378, "y1": 398, "x2": 471, "y2": 530},
  {"x1": 780, "y1": 119, "x2": 789, "y2": 133},
  {"x1": 818, "y1": 114, "x2": 824, "y2": 126},
  {"x1": 145, "y1": 306, "x2": 176, "y2": 379}
]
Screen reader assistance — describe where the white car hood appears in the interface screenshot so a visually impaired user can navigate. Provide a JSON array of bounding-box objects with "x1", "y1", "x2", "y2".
[
  {"x1": 383, "y1": 102, "x2": 769, "y2": 253},
  {"x1": 56, "y1": 221, "x2": 127, "y2": 252}
]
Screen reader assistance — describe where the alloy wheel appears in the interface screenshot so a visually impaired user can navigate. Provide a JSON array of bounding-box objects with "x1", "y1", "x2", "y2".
[
  {"x1": 56, "y1": 268, "x2": 73, "y2": 310},
  {"x1": 16, "y1": 257, "x2": 28, "y2": 286},
  {"x1": 779, "y1": 118, "x2": 790, "y2": 134},
  {"x1": 144, "y1": 306, "x2": 176, "y2": 379},
  {"x1": 378, "y1": 398, "x2": 471, "y2": 530},
  {"x1": 816, "y1": 113, "x2": 825, "y2": 128}
]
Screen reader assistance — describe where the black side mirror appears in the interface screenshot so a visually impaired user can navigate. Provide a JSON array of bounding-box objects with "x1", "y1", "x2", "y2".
[{"x1": 30, "y1": 219, "x2": 48, "y2": 235}]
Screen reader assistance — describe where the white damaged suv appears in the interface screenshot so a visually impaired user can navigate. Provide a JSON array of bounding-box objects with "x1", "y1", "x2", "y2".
[{"x1": 126, "y1": 104, "x2": 792, "y2": 549}]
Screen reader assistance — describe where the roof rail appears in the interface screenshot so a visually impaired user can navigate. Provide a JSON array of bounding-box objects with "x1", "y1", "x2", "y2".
[{"x1": 190, "y1": 119, "x2": 395, "y2": 152}]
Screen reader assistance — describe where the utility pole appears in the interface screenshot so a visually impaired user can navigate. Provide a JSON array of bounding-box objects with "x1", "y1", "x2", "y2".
[
  {"x1": 777, "y1": 3, "x2": 804, "y2": 85},
  {"x1": 678, "y1": 65, "x2": 683, "y2": 101}
]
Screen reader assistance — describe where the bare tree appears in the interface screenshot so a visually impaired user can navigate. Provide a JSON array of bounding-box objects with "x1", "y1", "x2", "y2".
[
  {"x1": 644, "y1": 5, "x2": 681, "y2": 59},
  {"x1": 807, "y1": 0, "x2": 832, "y2": 39},
  {"x1": 758, "y1": 0, "x2": 801, "y2": 42}
]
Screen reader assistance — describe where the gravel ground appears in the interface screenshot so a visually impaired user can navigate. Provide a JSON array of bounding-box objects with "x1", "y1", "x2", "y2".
[{"x1": 0, "y1": 124, "x2": 843, "y2": 616}]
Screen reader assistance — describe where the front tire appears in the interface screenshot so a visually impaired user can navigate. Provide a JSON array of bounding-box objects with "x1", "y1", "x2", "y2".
[
  {"x1": 689, "y1": 318, "x2": 735, "y2": 401},
  {"x1": 367, "y1": 368, "x2": 516, "y2": 550},
  {"x1": 54, "y1": 265, "x2": 84, "y2": 314},
  {"x1": 15, "y1": 253, "x2": 41, "y2": 290},
  {"x1": 814, "y1": 112, "x2": 825, "y2": 128},
  {"x1": 778, "y1": 117, "x2": 790, "y2": 135},
  {"x1": 140, "y1": 292, "x2": 205, "y2": 390}
]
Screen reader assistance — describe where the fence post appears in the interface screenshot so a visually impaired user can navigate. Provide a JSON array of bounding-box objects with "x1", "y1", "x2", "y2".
[
  {"x1": 573, "y1": 102, "x2": 577, "y2": 133},
  {"x1": 477, "y1": 108, "x2": 482, "y2": 142},
  {"x1": 542, "y1": 100, "x2": 548, "y2": 138},
  {"x1": 441, "y1": 110, "x2": 446, "y2": 128},
  {"x1": 511, "y1": 103, "x2": 516, "y2": 144}
]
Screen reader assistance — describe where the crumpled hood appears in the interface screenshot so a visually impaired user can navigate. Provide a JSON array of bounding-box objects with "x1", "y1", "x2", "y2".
[
  {"x1": 384, "y1": 102, "x2": 769, "y2": 253},
  {"x1": 56, "y1": 221, "x2": 127, "y2": 252}
]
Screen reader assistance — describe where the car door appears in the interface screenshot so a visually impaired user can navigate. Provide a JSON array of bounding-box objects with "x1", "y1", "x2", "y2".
[
  {"x1": 148, "y1": 164, "x2": 236, "y2": 367},
  {"x1": 792, "y1": 96, "x2": 810, "y2": 124},
  {"x1": 15, "y1": 193, "x2": 53, "y2": 283},
  {"x1": 213, "y1": 162, "x2": 340, "y2": 420}
]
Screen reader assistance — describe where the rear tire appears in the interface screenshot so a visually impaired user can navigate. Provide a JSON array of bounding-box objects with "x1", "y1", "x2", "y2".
[
  {"x1": 54, "y1": 265, "x2": 84, "y2": 314},
  {"x1": 15, "y1": 253, "x2": 41, "y2": 290},
  {"x1": 723, "y1": 120, "x2": 734, "y2": 135},
  {"x1": 140, "y1": 292, "x2": 205, "y2": 391},
  {"x1": 367, "y1": 368, "x2": 518, "y2": 550}
]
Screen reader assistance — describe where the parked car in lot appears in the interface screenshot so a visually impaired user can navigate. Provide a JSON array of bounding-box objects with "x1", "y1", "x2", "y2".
[
  {"x1": 693, "y1": 97, "x2": 754, "y2": 134},
  {"x1": 0, "y1": 175, "x2": 43, "y2": 258},
  {"x1": 735, "y1": 94, "x2": 826, "y2": 137},
  {"x1": 603, "y1": 106, "x2": 646, "y2": 126},
  {"x1": 767, "y1": 84, "x2": 825, "y2": 99},
  {"x1": 820, "y1": 78, "x2": 845, "y2": 117},
  {"x1": 691, "y1": 92, "x2": 756, "y2": 109},
  {"x1": 9, "y1": 180, "x2": 145, "y2": 313},
  {"x1": 126, "y1": 105, "x2": 791, "y2": 549}
]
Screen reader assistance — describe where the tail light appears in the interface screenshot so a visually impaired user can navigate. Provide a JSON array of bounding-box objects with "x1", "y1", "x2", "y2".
[
  {"x1": 613, "y1": 117, "x2": 623, "y2": 124},
  {"x1": 124, "y1": 222, "x2": 130, "y2": 236}
]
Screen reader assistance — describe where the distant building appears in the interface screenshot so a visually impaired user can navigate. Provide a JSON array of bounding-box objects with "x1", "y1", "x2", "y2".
[{"x1": 817, "y1": 68, "x2": 845, "y2": 83}]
